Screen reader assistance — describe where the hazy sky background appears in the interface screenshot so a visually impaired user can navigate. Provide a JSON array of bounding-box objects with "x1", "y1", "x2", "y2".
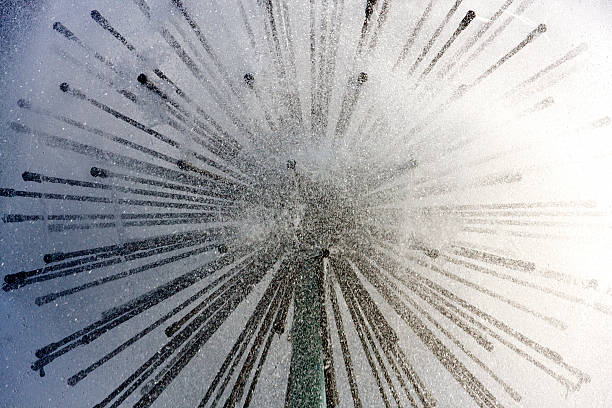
[{"x1": 0, "y1": 0, "x2": 44, "y2": 69}]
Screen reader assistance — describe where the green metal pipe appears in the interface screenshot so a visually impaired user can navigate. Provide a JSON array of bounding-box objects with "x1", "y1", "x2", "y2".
[{"x1": 287, "y1": 255, "x2": 326, "y2": 408}]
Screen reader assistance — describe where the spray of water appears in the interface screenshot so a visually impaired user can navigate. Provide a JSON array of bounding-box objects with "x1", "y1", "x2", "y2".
[{"x1": 1, "y1": 0, "x2": 611, "y2": 407}]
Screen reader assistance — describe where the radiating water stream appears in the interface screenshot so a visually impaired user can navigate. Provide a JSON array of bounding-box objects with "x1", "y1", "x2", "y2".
[{"x1": 1, "y1": 1, "x2": 611, "y2": 407}]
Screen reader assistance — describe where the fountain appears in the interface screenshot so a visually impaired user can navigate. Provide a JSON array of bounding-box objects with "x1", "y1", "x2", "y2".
[{"x1": 1, "y1": 0, "x2": 611, "y2": 407}]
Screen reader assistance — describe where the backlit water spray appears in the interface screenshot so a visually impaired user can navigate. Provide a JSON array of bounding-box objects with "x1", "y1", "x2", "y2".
[{"x1": 1, "y1": 0, "x2": 611, "y2": 407}]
